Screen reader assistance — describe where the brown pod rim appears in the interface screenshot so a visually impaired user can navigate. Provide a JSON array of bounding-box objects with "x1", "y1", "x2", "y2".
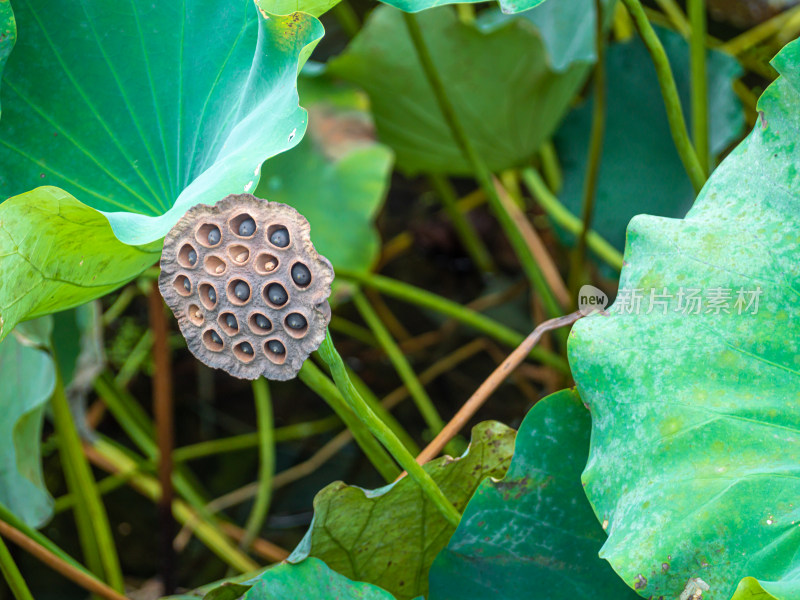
[{"x1": 158, "y1": 193, "x2": 334, "y2": 381}]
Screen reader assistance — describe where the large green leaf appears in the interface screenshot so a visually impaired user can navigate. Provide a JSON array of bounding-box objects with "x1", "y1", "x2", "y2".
[
  {"x1": 0, "y1": 0, "x2": 14, "y2": 118},
  {"x1": 378, "y1": 0, "x2": 546, "y2": 16},
  {"x1": 166, "y1": 558, "x2": 399, "y2": 600},
  {"x1": 0, "y1": 1, "x2": 323, "y2": 336},
  {"x1": 554, "y1": 27, "x2": 744, "y2": 254},
  {"x1": 0, "y1": 187, "x2": 158, "y2": 342},
  {"x1": 327, "y1": 5, "x2": 592, "y2": 175},
  {"x1": 0, "y1": 323, "x2": 55, "y2": 527},
  {"x1": 255, "y1": 72, "x2": 393, "y2": 277},
  {"x1": 0, "y1": 1, "x2": 322, "y2": 246},
  {"x1": 288, "y1": 421, "x2": 516, "y2": 600},
  {"x1": 428, "y1": 389, "x2": 639, "y2": 600},
  {"x1": 568, "y1": 39, "x2": 800, "y2": 600},
  {"x1": 243, "y1": 559, "x2": 398, "y2": 600},
  {"x1": 257, "y1": 0, "x2": 340, "y2": 17}
]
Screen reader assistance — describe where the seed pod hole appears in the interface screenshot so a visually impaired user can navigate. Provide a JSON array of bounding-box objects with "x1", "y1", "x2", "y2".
[
  {"x1": 230, "y1": 213, "x2": 257, "y2": 238},
  {"x1": 228, "y1": 244, "x2": 250, "y2": 265},
  {"x1": 290, "y1": 262, "x2": 312, "y2": 288},
  {"x1": 254, "y1": 252, "x2": 279, "y2": 275},
  {"x1": 264, "y1": 339, "x2": 287, "y2": 364},
  {"x1": 202, "y1": 329, "x2": 224, "y2": 352},
  {"x1": 173, "y1": 275, "x2": 192, "y2": 297},
  {"x1": 204, "y1": 255, "x2": 227, "y2": 276},
  {"x1": 233, "y1": 341, "x2": 256, "y2": 363},
  {"x1": 248, "y1": 313, "x2": 272, "y2": 335},
  {"x1": 219, "y1": 312, "x2": 239, "y2": 336},
  {"x1": 284, "y1": 312, "x2": 308, "y2": 338},
  {"x1": 267, "y1": 225, "x2": 290, "y2": 248},
  {"x1": 178, "y1": 244, "x2": 199, "y2": 268},
  {"x1": 187, "y1": 304, "x2": 204, "y2": 326},
  {"x1": 228, "y1": 279, "x2": 251, "y2": 305},
  {"x1": 199, "y1": 283, "x2": 218, "y2": 309},
  {"x1": 264, "y1": 282, "x2": 289, "y2": 307},
  {"x1": 197, "y1": 223, "x2": 222, "y2": 247}
]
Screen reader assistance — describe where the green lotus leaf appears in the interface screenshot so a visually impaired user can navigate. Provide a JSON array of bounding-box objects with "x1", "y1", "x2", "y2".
[
  {"x1": 288, "y1": 421, "x2": 516, "y2": 600},
  {"x1": 428, "y1": 389, "x2": 640, "y2": 600},
  {"x1": 554, "y1": 26, "x2": 744, "y2": 254},
  {"x1": 168, "y1": 558, "x2": 401, "y2": 599},
  {"x1": 0, "y1": 1, "x2": 322, "y2": 336},
  {"x1": 256, "y1": 72, "x2": 393, "y2": 277},
  {"x1": 0, "y1": 0, "x2": 14, "y2": 118},
  {"x1": 327, "y1": 5, "x2": 593, "y2": 175},
  {"x1": 0, "y1": 2, "x2": 322, "y2": 245},
  {"x1": 0, "y1": 187, "x2": 158, "y2": 343},
  {"x1": 0, "y1": 325, "x2": 55, "y2": 527},
  {"x1": 378, "y1": 0, "x2": 546, "y2": 16},
  {"x1": 256, "y1": 0, "x2": 341, "y2": 17},
  {"x1": 568, "y1": 38, "x2": 800, "y2": 600}
]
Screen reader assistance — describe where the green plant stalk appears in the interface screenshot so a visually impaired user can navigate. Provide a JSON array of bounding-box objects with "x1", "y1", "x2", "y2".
[
  {"x1": 329, "y1": 315, "x2": 378, "y2": 347},
  {"x1": 538, "y1": 141, "x2": 563, "y2": 194},
  {"x1": 688, "y1": 0, "x2": 709, "y2": 173},
  {"x1": 298, "y1": 361, "x2": 400, "y2": 482},
  {"x1": 116, "y1": 329, "x2": 153, "y2": 388},
  {"x1": 172, "y1": 415, "x2": 342, "y2": 463},
  {"x1": 719, "y1": 3, "x2": 800, "y2": 55},
  {"x1": 429, "y1": 174, "x2": 495, "y2": 273},
  {"x1": 352, "y1": 290, "x2": 456, "y2": 455},
  {"x1": 336, "y1": 268, "x2": 570, "y2": 373},
  {"x1": 54, "y1": 471, "x2": 137, "y2": 514},
  {"x1": 101, "y1": 285, "x2": 137, "y2": 326},
  {"x1": 94, "y1": 373, "x2": 155, "y2": 454},
  {"x1": 521, "y1": 168, "x2": 623, "y2": 271},
  {"x1": 0, "y1": 536, "x2": 34, "y2": 600},
  {"x1": 94, "y1": 373, "x2": 246, "y2": 544},
  {"x1": 653, "y1": 0, "x2": 691, "y2": 36},
  {"x1": 0, "y1": 504, "x2": 88, "y2": 573},
  {"x1": 318, "y1": 331, "x2": 461, "y2": 528},
  {"x1": 569, "y1": 0, "x2": 608, "y2": 300},
  {"x1": 55, "y1": 428, "x2": 104, "y2": 588},
  {"x1": 621, "y1": 0, "x2": 706, "y2": 193},
  {"x1": 241, "y1": 378, "x2": 275, "y2": 551},
  {"x1": 345, "y1": 366, "x2": 421, "y2": 455},
  {"x1": 456, "y1": 3, "x2": 476, "y2": 24},
  {"x1": 50, "y1": 373, "x2": 125, "y2": 593},
  {"x1": 402, "y1": 11, "x2": 563, "y2": 319},
  {"x1": 92, "y1": 438, "x2": 258, "y2": 573},
  {"x1": 332, "y1": 0, "x2": 361, "y2": 39}
]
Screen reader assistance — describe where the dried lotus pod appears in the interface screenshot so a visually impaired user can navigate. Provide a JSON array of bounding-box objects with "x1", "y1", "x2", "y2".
[{"x1": 159, "y1": 194, "x2": 334, "y2": 381}]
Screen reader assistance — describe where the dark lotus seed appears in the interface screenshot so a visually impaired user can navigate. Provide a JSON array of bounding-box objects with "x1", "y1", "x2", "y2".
[
  {"x1": 255, "y1": 314, "x2": 271, "y2": 330},
  {"x1": 269, "y1": 227, "x2": 290, "y2": 248},
  {"x1": 182, "y1": 278, "x2": 191, "y2": 292},
  {"x1": 238, "y1": 217, "x2": 256, "y2": 237},
  {"x1": 209, "y1": 330, "x2": 222, "y2": 345},
  {"x1": 207, "y1": 287, "x2": 217, "y2": 305},
  {"x1": 266, "y1": 283, "x2": 288, "y2": 306},
  {"x1": 267, "y1": 340, "x2": 285, "y2": 355},
  {"x1": 234, "y1": 281, "x2": 250, "y2": 301},
  {"x1": 225, "y1": 314, "x2": 238, "y2": 330},
  {"x1": 207, "y1": 226, "x2": 221, "y2": 245},
  {"x1": 239, "y1": 342, "x2": 254, "y2": 355},
  {"x1": 187, "y1": 249, "x2": 198, "y2": 265},
  {"x1": 286, "y1": 313, "x2": 307, "y2": 330},
  {"x1": 291, "y1": 263, "x2": 311, "y2": 287}
]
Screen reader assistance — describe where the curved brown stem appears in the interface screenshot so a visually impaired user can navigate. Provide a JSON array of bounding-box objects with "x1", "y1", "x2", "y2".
[{"x1": 411, "y1": 312, "x2": 583, "y2": 468}]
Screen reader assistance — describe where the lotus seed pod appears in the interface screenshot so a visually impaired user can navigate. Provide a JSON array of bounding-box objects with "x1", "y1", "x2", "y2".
[{"x1": 159, "y1": 193, "x2": 334, "y2": 381}]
